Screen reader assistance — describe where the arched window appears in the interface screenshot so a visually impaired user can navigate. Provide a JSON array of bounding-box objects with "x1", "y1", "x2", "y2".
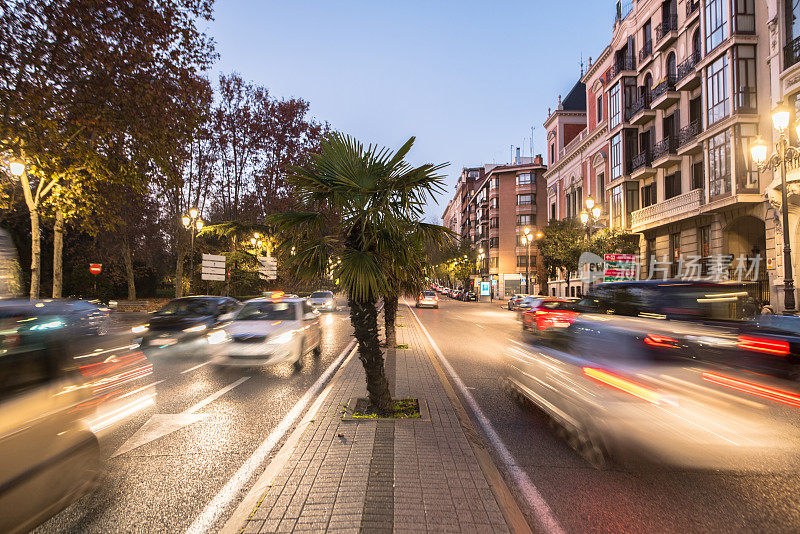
[
  {"x1": 666, "y1": 52, "x2": 677, "y2": 79},
  {"x1": 692, "y1": 30, "x2": 701, "y2": 60},
  {"x1": 643, "y1": 72, "x2": 653, "y2": 97}
]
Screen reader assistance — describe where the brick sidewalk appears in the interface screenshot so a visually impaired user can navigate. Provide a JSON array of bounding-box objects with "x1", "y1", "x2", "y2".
[{"x1": 235, "y1": 306, "x2": 512, "y2": 533}]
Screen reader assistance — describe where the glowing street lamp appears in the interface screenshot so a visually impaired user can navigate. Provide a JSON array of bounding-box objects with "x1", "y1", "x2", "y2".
[
  {"x1": 750, "y1": 101, "x2": 800, "y2": 313},
  {"x1": 8, "y1": 160, "x2": 25, "y2": 177},
  {"x1": 182, "y1": 208, "x2": 204, "y2": 294}
]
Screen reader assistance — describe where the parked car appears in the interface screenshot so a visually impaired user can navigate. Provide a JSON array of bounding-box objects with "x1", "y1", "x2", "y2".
[
  {"x1": 207, "y1": 296, "x2": 322, "y2": 369},
  {"x1": 416, "y1": 291, "x2": 439, "y2": 309},
  {"x1": 461, "y1": 290, "x2": 478, "y2": 302},
  {"x1": 134, "y1": 296, "x2": 241, "y2": 350},
  {"x1": 507, "y1": 294, "x2": 528, "y2": 310},
  {"x1": 307, "y1": 290, "x2": 336, "y2": 311}
]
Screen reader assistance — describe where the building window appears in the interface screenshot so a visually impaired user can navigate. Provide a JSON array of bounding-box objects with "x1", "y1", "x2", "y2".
[
  {"x1": 646, "y1": 237, "x2": 656, "y2": 278},
  {"x1": 609, "y1": 83, "x2": 621, "y2": 128},
  {"x1": 517, "y1": 214, "x2": 532, "y2": 226},
  {"x1": 597, "y1": 172, "x2": 605, "y2": 205},
  {"x1": 707, "y1": 55, "x2": 729, "y2": 126},
  {"x1": 489, "y1": 257, "x2": 498, "y2": 268},
  {"x1": 597, "y1": 95, "x2": 603, "y2": 122},
  {"x1": 735, "y1": 123, "x2": 759, "y2": 190},
  {"x1": 490, "y1": 177, "x2": 499, "y2": 189},
  {"x1": 517, "y1": 194, "x2": 533, "y2": 205},
  {"x1": 641, "y1": 183, "x2": 656, "y2": 208},
  {"x1": 786, "y1": 0, "x2": 800, "y2": 68},
  {"x1": 611, "y1": 185, "x2": 623, "y2": 228},
  {"x1": 665, "y1": 171, "x2": 681, "y2": 199},
  {"x1": 550, "y1": 203, "x2": 556, "y2": 220},
  {"x1": 490, "y1": 197, "x2": 499, "y2": 209},
  {"x1": 489, "y1": 237, "x2": 499, "y2": 248},
  {"x1": 625, "y1": 182, "x2": 639, "y2": 221},
  {"x1": 708, "y1": 129, "x2": 732, "y2": 197},
  {"x1": 692, "y1": 160, "x2": 705, "y2": 190},
  {"x1": 550, "y1": 143, "x2": 555, "y2": 164},
  {"x1": 699, "y1": 225, "x2": 711, "y2": 275},
  {"x1": 705, "y1": 0, "x2": 729, "y2": 53},
  {"x1": 517, "y1": 256, "x2": 529, "y2": 268},
  {"x1": 670, "y1": 231, "x2": 682, "y2": 277},
  {"x1": 516, "y1": 173, "x2": 532, "y2": 186},
  {"x1": 489, "y1": 217, "x2": 499, "y2": 228},
  {"x1": 734, "y1": 0, "x2": 755, "y2": 34},
  {"x1": 610, "y1": 133, "x2": 623, "y2": 180},
  {"x1": 734, "y1": 46, "x2": 757, "y2": 112}
]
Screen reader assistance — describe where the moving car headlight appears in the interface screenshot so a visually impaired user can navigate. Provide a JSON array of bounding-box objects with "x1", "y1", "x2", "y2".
[
  {"x1": 31, "y1": 318, "x2": 66, "y2": 331},
  {"x1": 271, "y1": 330, "x2": 296, "y2": 345},
  {"x1": 184, "y1": 324, "x2": 207, "y2": 333},
  {"x1": 131, "y1": 324, "x2": 149, "y2": 334},
  {"x1": 207, "y1": 329, "x2": 229, "y2": 345}
]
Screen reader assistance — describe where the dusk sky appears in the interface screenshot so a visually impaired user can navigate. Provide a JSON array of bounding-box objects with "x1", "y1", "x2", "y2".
[{"x1": 207, "y1": 1, "x2": 613, "y2": 221}]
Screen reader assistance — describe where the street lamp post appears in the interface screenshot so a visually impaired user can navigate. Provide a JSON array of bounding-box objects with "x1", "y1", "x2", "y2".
[
  {"x1": 523, "y1": 227, "x2": 533, "y2": 294},
  {"x1": 750, "y1": 101, "x2": 797, "y2": 314},
  {"x1": 182, "y1": 208, "x2": 204, "y2": 295},
  {"x1": 580, "y1": 196, "x2": 604, "y2": 240}
]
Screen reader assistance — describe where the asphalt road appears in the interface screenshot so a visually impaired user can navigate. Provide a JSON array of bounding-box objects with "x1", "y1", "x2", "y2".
[
  {"x1": 408, "y1": 296, "x2": 800, "y2": 534},
  {"x1": 36, "y1": 302, "x2": 355, "y2": 534}
]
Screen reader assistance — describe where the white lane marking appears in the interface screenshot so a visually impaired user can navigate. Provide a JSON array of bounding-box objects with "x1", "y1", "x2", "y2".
[
  {"x1": 185, "y1": 377, "x2": 249, "y2": 414},
  {"x1": 475, "y1": 324, "x2": 485, "y2": 329},
  {"x1": 405, "y1": 299, "x2": 566, "y2": 534},
  {"x1": 186, "y1": 338, "x2": 358, "y2": 534},
  {"x1": 181, "y1": 361, "x2": 211, "y2": 374},
  {"x1": 111, "y1": 377, "x2": 249, "y2": 457},
  {"x1": 456, "y1": 315, "x2": 463, "y2": 318}
]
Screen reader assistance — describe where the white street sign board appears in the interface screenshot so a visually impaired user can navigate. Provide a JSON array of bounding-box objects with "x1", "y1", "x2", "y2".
[
  {"x1": 257, "y1": 256, "x2": 277, "y2": 280},
  {"x1": 201, "y1": 254, "x2": 226, "y2": 281}
]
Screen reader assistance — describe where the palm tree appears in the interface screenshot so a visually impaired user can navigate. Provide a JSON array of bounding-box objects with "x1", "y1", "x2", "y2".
[
  {"x1": 379, "y1": 222, "x2": 455, "y2": 350},
  {"x1": 272, "y1": 133, "x2": 446, "y2": 413}
]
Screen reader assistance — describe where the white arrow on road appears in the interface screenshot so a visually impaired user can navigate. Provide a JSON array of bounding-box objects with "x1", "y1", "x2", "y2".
[{"x1": 111, "y1": 377, "x2": 250, "y2": 458}]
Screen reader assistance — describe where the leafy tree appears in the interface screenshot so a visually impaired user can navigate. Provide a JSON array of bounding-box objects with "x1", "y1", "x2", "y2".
[
  {"x1": 538, "y1": 219, "x2": 585, "y2": 290},
  {"x1": 589, "y1": 229, "x2": 640, "y2": 256},
  {"x1": 273, "y1": 134, "x2": 446, "y2": 413}
]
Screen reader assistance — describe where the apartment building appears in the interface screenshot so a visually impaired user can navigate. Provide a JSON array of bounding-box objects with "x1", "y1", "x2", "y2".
[
  {"x1": 600, "y1": 0, "x2": 773, "y2": 305},
  {"x1": 465, "y1": 156, "x2": 548, "y2": 298},
  {"x1": 544, "y1": 48, "x2": 613, "y2": 297}
]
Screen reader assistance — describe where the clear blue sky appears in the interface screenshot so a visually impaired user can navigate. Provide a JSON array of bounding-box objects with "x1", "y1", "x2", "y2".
[{"x1": 206, "y1": 1, "x2": 613, "y2": 221}]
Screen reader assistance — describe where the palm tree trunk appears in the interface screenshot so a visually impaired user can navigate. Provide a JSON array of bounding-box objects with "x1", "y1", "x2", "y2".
[
  {"x1": 384, "y1": 294, "x2": 398, "y2": 349},
  {"x1": 349, "y1": 296, "x2": 392, "y2": 413},
  {"x1": 52, "y1": 209, "x2": 64, "y2": 298},
  {"x1": 175, "y1": 246, "x2": 184, "y2": 298}
]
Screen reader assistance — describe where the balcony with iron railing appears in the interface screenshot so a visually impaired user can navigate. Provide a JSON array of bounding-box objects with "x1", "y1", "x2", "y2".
[
  {"x1": 626, "y1": 93, "x2": 654, "y2": 125},
  {"x1": 686, "y1": 0, "x2": 700, "y2": 19},
  {"x1": 630, "y1": 149, "x2": 655, "y2": 178},
  {"x1": 639, "y1": 40, "x2": 653, "y2": 66},
  {"x1": 606, "y1": 55, "x2": 636, "y2": 84},
  {"x1": 651, "y1": 135, "x2": 680, "y2": 168},
  {"x1": 676, "y1": 50, "x2": 702, "y2": 90},
  {"x1": 677, "y1": 120, "x2": 703, "y2": 154},
  {"x1": 655, "y1": 15, "x2": 678, "y2": 50},
  {"x1": 651, "y1": 75, "x2": 679, "y2": 109},
  {"x1": 630, "y1": 188, "x2": 703, "y2": 230},
  {"x1": 785, "y1": 35, "x2": 800, "y2": 71}
]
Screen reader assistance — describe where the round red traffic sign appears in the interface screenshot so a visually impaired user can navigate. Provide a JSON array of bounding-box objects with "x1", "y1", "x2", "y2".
[{"x1": 89, "y1": 263, "x2": 102, "y2": 275}]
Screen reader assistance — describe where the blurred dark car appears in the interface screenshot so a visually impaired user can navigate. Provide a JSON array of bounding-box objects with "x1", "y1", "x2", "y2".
[
  {"x1": 574, "y1": 280, "x2": 800, "y2": 379},
  {"x1": 461, "y1": 290, "x2": 478, "y2": 302},
  {"x1": 135, "y1": 296, "x2": 241, "y2": 350}
]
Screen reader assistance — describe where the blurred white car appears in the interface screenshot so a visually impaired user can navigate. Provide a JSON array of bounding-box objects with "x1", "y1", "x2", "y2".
[
  {"x1": 415, "y1": 290, "x2": 439, "y2": 309},
  {"x1": 307, "y1": 290, "x2": 336, "y2": 311},
  {"x1": 207, "y1": 296, "x2": 322, "y2": 368}
]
